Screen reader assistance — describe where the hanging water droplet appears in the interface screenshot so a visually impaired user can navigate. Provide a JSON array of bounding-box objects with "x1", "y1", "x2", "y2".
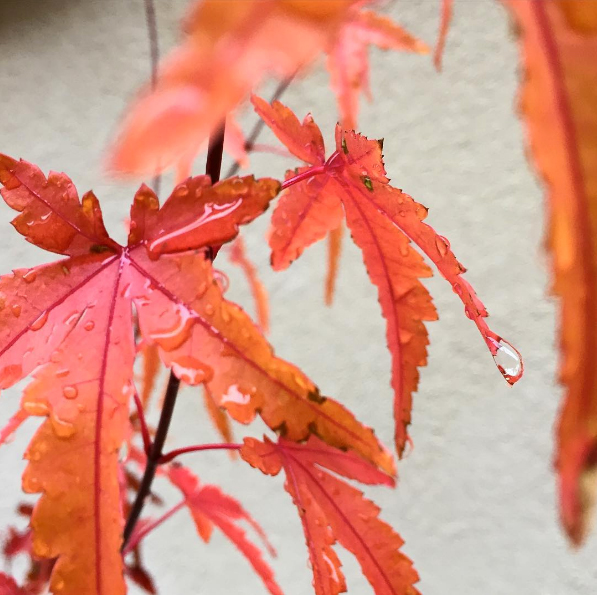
[
  {"x1": 62, "y1": 386, "x2": 78, "y2": 399},
  {"x1": 487, "y1": 336, "x2": 523, "y2": 385},
  {"x1": 11, "y1": 304, "x2": 21, "y2": 318},
  {"x1": 30, "y1": 311, "x2": 48, "y2": 331},
  {"x1": 84, "y1": 321, "x2": 95, "y2": 331}
]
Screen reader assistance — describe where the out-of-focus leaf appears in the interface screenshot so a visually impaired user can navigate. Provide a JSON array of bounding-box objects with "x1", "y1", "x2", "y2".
[{"x1": 502, "y1": 0, "x2": 597, "y2": 544}]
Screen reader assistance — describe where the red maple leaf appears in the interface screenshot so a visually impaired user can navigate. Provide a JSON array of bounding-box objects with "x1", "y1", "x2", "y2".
[
  {"x1": 242, "y1": 435, "x2": 419, "y2": 595},
  {"x1": 253, "y1": 97, "x2": 523, "y2": 456}
]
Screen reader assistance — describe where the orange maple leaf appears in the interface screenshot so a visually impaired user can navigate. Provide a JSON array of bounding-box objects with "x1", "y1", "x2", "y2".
[
  {"x1": 0, "y1": 153, "x2": 394, "y2": 593},
  {"x1": 242, "y1": 436, "x2": 419, "y2": 595},
  {"x1": 108, "y1": 0, "x2": 356, "y2": 177},
  {"x1": 502, "y1": 0, "x2": 597, "y2": 545},
  {"x1": 253, "y1": 97, "x2": 523, "y2": 456}
]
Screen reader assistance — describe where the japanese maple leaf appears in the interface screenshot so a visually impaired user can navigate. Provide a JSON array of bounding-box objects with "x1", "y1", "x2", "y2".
[
  {"x1": 253, "y1": 97, "x2": 523, "y2": 456},
  {"x1": 166, "y1": 464, "x2": 281, "y2": 595},
  {"x1": 0, "y1": 153, "x2": 393, "y2": 594},
  {"x1": 502, "y1": 0, "x2": 597, "y2": 545},
  {"x1": 108, "y1": 0, "x2": 357, "y2": 176},
  {"x1": 242, "y1": 436, "x2": 419, "y2": 595}
]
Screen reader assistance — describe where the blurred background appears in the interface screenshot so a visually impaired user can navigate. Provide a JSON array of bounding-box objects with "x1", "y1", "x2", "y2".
[{"x1": 1, "y1": 0, "x2": 596, "y2": 593}]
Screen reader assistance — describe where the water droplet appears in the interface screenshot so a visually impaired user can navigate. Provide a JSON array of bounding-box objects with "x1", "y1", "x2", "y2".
[
  {"x1": 464, "y1": 306, "x2": 473, "y2": 320},
  {"x1": 23, "y1": 475, "x2": 41, "y2": 493},
  {"x1": 84, "y1": 321, "x2": 95, "y2": 331},
  {"x1": 51, "y1": 415, "x2": 76, "y2": 438},
  {"x1": 31, "y1": 450, "x2": 41, "y2": 461},
  {"x1": 435, "y1": 235, "x2": 450, "y2": 258},
  {"x1": 62, "y1": 386, "x2": 78, "y2": 399},
  {"x1": 399, "y1": 210, "x2": 406, "y2": 218},
  {"x1": 399, "y1": 329, "x2": 414, "y2": 344},
  {"x1": 213, "y1": 271, "x2": 229, "y2": 293},
  {"x1": 151, "y1": 305, "x2": 195, "y2": 351},
  {"x1": 22, "y1": 400, "x2": 49, "y2": 416},
  {"x1": 11, "y1": 304, "x2": 21, "y2": 318},
  {"x1": 53, "y1": 578, "x2": 65, "y2": 592},
  {"x1": 197, "y1": 281, "x2": 208, "y2": 297},
  {"x1": 204, "y1": 304, "x2": 215, "y2": 316},
  {"x1": 294, "y1": 374, "x2": 309, "y2": 390},
  {"x1": 220, "y1": 384, "x2": 251, "y2": 406},
  {"x1": 55, "y1": 368, "x2": 70, "y2": 378},
  {"x1": 487, "y1": 336, "x2": 523, "y2": 385},
  {"x1": 415, "y1": 204, "x2": 429, "y2": 220},
  {"x1": 23, "y1": 270, "x2": 37, "y2": 283},
  {"x1": 171, "y1": 357, "x2": 213, "y2": 385},
  {"x1": 30, "y1": 311, "x2": 48, "y2": 331}
]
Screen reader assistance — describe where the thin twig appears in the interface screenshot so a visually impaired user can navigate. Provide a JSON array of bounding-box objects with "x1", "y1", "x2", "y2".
[
  {"x1": 144, "y1": 0, "x2": 161, "y2": 195},
  {"x1": 224, "y1": 76, "x2": 294, "y2": 179},
  {"x1": 159, "y1": 443, "x2": 242, "y2": 464}
]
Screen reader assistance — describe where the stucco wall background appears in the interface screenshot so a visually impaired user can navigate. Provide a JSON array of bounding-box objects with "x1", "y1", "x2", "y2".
[{"x1": 1, "y1": 1, "x2": 596, "y2": 593}]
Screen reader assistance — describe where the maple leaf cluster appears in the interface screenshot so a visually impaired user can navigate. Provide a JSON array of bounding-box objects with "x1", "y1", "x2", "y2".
[{"x1": 22, "y1": 0, "x2": 597, "y2": 594}]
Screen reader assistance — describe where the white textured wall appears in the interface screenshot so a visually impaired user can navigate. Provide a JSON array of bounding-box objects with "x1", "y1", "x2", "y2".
[{"x1": 1, "y1": 1, "x2": 596, "y2": 593}]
